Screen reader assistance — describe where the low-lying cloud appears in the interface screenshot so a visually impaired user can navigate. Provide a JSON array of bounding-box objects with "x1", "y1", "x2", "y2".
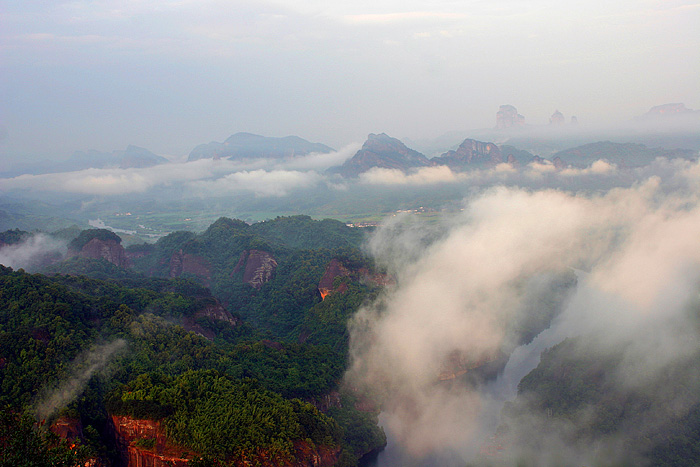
[
  {"x1": 35, "y1": 339, "x2": 127, "y2": 420},
  {"x1": 346, "y1": 170, "x2": 700, "y2": 464},
  {"x1": 0, "y1": 146, "x2": 358, "y2": 197},
  {"x1": 189, "y1": 169, "x2": 323, "y2": 197},
  {"x1": 0, "y1": 233, "x2": 67, "y2": 271}
]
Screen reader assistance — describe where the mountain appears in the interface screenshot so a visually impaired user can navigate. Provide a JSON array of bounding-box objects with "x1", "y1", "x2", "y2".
[
  {"x1": 551, "y1": 141, "x2": 697, "y2": 168},
  {"x1": 116, "y1": 145, "x2": 170, "y2": 169},
  {"x1": 432, "y1": 138, "x2": 504, "y2": 170},
  {"x1": 637, "y1": 102, "x2": 700, "y2": 121},
  {"x1": 332, "y1": 133, "x2": 432, "y2": 177},
  {"x1": 0, "y1": 216, "x2": 387, "y2": 466},
  {"x1": 69, "y1": 145, "x2": 169, "y2": 170},
  {"x1": 187, "y1": 132, "x2": 334, "y2": 161}
]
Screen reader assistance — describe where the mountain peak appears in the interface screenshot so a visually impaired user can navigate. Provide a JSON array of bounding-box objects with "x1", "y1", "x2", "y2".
[
  {"x1": 333, "y1": 133, "x2": 431, "y2": 178},
  {"x1": 188, "y1": 133, "x2": 334, "y2": 161}
]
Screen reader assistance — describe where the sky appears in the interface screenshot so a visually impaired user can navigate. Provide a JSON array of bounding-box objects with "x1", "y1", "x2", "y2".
[{"x1": 1, "y1": 0, "x2": 699, "y2": 161}]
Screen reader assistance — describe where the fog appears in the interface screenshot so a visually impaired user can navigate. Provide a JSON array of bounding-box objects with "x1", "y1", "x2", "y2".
[
  {"x1": 345, "y1": 165, "x2": 700, "y2": 464},
  {"x1": 2, "y1": 1, "x2": 698, "y2": 161},
  {"x1": 0, "y1": 233, "x2": 67, "y2": 271},
  {"x1": 35, "y1": 339, "x2": 127, "y2": 421}
]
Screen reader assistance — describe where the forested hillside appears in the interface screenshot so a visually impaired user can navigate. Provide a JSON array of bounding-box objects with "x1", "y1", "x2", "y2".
[{"x1": 0, "y1": 216, "x2": 386, "y2": 466}]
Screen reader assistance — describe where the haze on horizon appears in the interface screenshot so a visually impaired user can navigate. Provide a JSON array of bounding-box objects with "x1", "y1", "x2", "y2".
[{"x1": 1, "y1": 0, "x2": 699, "y2": 162}]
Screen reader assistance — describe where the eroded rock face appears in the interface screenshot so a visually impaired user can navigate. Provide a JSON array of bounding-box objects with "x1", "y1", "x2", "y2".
[
  {"x1": 549, "y1": 109, "x2": 565, "y2": 125},
  {"x1": 110, "y1": 415, "x2": 340, "y2": 467},
  {"x1": 76, "y1": 238, "x2": 130, "y2": 268},
  {"x1": 111, "y1": 415, "x2": 191, "y2": 467},
  {"x1": 169, "y1": 250, "x2": 212, "y2": 285},
  {"x1": 232, "y1": 249, "x2": 277, "y2": 289},
  {"x1": 318, "y1": 259, "x2": 351, "y2": 300},
  {"x1": 496, "y1": 104, "x2": 525, "y2": 129},
  {"x1": 433, "y1": 138, "x2": 503, "y2": 170},
  {"x1": 182, "y1": 300, "x2": 239, "y2": 340},
  {"x1": 50, "y1": 416, "x2": 83, "y2": 442}
]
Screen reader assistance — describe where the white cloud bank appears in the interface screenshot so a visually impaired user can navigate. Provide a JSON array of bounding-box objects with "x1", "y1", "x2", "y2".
[
  {"x1": 346, "y1": 171, "x2": 700, "y2": 463},
  {"x1": 0, "y1": 145, "x2": 357, "y2": 197}
]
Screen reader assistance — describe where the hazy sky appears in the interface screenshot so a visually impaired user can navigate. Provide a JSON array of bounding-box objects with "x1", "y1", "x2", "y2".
[{"x1": 2, "y1": 0, "x2": 699, "y2": 160}]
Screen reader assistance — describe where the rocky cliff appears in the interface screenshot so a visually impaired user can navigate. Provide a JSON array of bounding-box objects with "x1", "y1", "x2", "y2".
[
  {"x1": 111, "y1": 415, "x2": 191, "y2": 467},
  {"x1": 318, "y1": 258, "x2": 351, "y2": 300},
  {"x1": 73, "y1": 238, "x2": 131, "y2": 268},
  {"x1": 232, "y1": 249, "x2": 278, "y2": 288},
  {"x1": 111, "y1": 415, "x2": 340, "y2": 467},
  {"x1": 182, "y1": 300, "x2": 240, "y2": 340},
  {"x1": 169, "y1": 250, "x2": 212, "y2": 285},
  {"x1": 433, "y1": 138, "x2": 503, "y2": 170},
  {"x1": 496, "y1": 105, "x2": 525, "y2": 129}
]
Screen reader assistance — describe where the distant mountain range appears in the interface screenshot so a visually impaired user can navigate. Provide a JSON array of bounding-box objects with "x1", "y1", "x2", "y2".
[
  {"x1": 1, "y1": 145, "x2": 169, "y2": 177},
  {"x1": 2, "y1": 107, "x2": 698, "y2": 180},
  {"x1": 551, "y1": 141, "x2": 696, "y2": 168},
  {"x1": 70, "y1": 145, "x2": 170, "y2": 170},
  {"x1": 329, "y1": 133, "x2": 699, "y2": 177},
  {"x1": 187, "y1": 132, "x2": 334, "y2": 161}
]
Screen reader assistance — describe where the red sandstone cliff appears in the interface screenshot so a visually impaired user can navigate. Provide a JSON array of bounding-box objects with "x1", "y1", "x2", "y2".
[
  {"x1": 232, "y1": 249, "x2": 278, "y2": 289},
  {"x1": 111, "y1": 415, "x2": 191, "y2": 467},
  {"x1": 111, "y1": 415, "x2": 340, "y2": 467},
  {"x1": 318, "y1": 258, "x2": 351, "y2": 300},
  {"x1": 73, "y1": 238, "x2": 131, "y2": 268},
  {"x1": 433, "y1": 138, "x2": 503, "y2": 170},
  {"x1": 169, "y1": 250, "x2": 212, "y2": 285},
  {"x1": 182, "y1": 299, "x2": 239, "y2": 340}
]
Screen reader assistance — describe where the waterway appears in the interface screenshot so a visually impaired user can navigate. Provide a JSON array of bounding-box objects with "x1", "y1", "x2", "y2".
[{"x1": 89, "y1": 218, "x2": 136, "y2": 235}]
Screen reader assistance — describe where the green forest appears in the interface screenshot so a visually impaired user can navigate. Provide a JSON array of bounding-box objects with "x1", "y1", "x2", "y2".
[{"x1": 0, "y1": 216, "x2": 386, "y2": 466}]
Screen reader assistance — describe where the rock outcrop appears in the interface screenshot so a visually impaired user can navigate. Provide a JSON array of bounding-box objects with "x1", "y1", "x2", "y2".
[
  {"x1": 111, "y1": 415, "x2": 340, "y2": 467},
  {"x1": 496, "y1": 105, "x2": 525, "y2": 129},
  {"x1": 169, "y1": 250, "x2": 212, "y2": 285},
  {"x1": 182, "y1": 300, "x2": 239, "y2": 340},
  {"x1": 75, "y1": 238, "x2": 131, "y2": 268},
  {"x1": 318, "y1": 259, "x2": 351, "y2": 300},
  {"x1": 334, "y1": 133, "x2": 431, "y2": 177},
  {"x1": 549, "y1": 110, "x2": 565, "y2": 125},
  {"x1": 111, "y1": 415, "x2": 191, "y2": 467},
  {"x1": 433, "y1": 138, "x2": 503, "y2": 170},
  {"x1": 232, "y1": 249, "x2": 278, "y2": 288}
]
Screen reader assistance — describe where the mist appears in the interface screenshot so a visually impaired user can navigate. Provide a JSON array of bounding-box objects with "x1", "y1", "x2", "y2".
[
  {"x1": 35, "y1": 339, "x2": 127, "y2": 421},
  {"x1": 345, "y1": 166, "x2": 700, "y2": 464},
  {"x1": 0, "y1": 233, "x2": 67, "y2": 271}
]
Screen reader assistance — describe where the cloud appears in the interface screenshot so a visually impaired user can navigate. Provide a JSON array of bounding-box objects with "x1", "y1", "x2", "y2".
[
  {"x1": 0, "y1": 157, "x2": 332, "y2": 196},
  {"x1": 346, "y1": 174, "x2": 700, "y2": 463},
  {"x1": 187, "y1": 168, "x2": 323, "y2": 197},
  {"x1": 273, "y1": 144, "x2": 359, "y2": 170},
  {"x1": 343, "y1": 11, "x2": 468, "y2": 24},
  {"x1": 559, "y1": 159, "x2": 617, "y2": 176},
  {"x1": 0, "y1": 234, "x2": 67, "y2": 271},
  {"x1": 0, "y1": 160, "x2": 222, "y2": 195},
  {"x1": 359, "y1": 166, "x2": 459, "y2": 185},
  {"x1": 35, "y1": 339, "x2": 127, "y2": 420}
]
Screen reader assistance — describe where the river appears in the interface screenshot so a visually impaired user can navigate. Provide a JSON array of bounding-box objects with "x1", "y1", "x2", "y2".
[{"x1": 89, "y1": 218, "x2": 137, "y2": 235}]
